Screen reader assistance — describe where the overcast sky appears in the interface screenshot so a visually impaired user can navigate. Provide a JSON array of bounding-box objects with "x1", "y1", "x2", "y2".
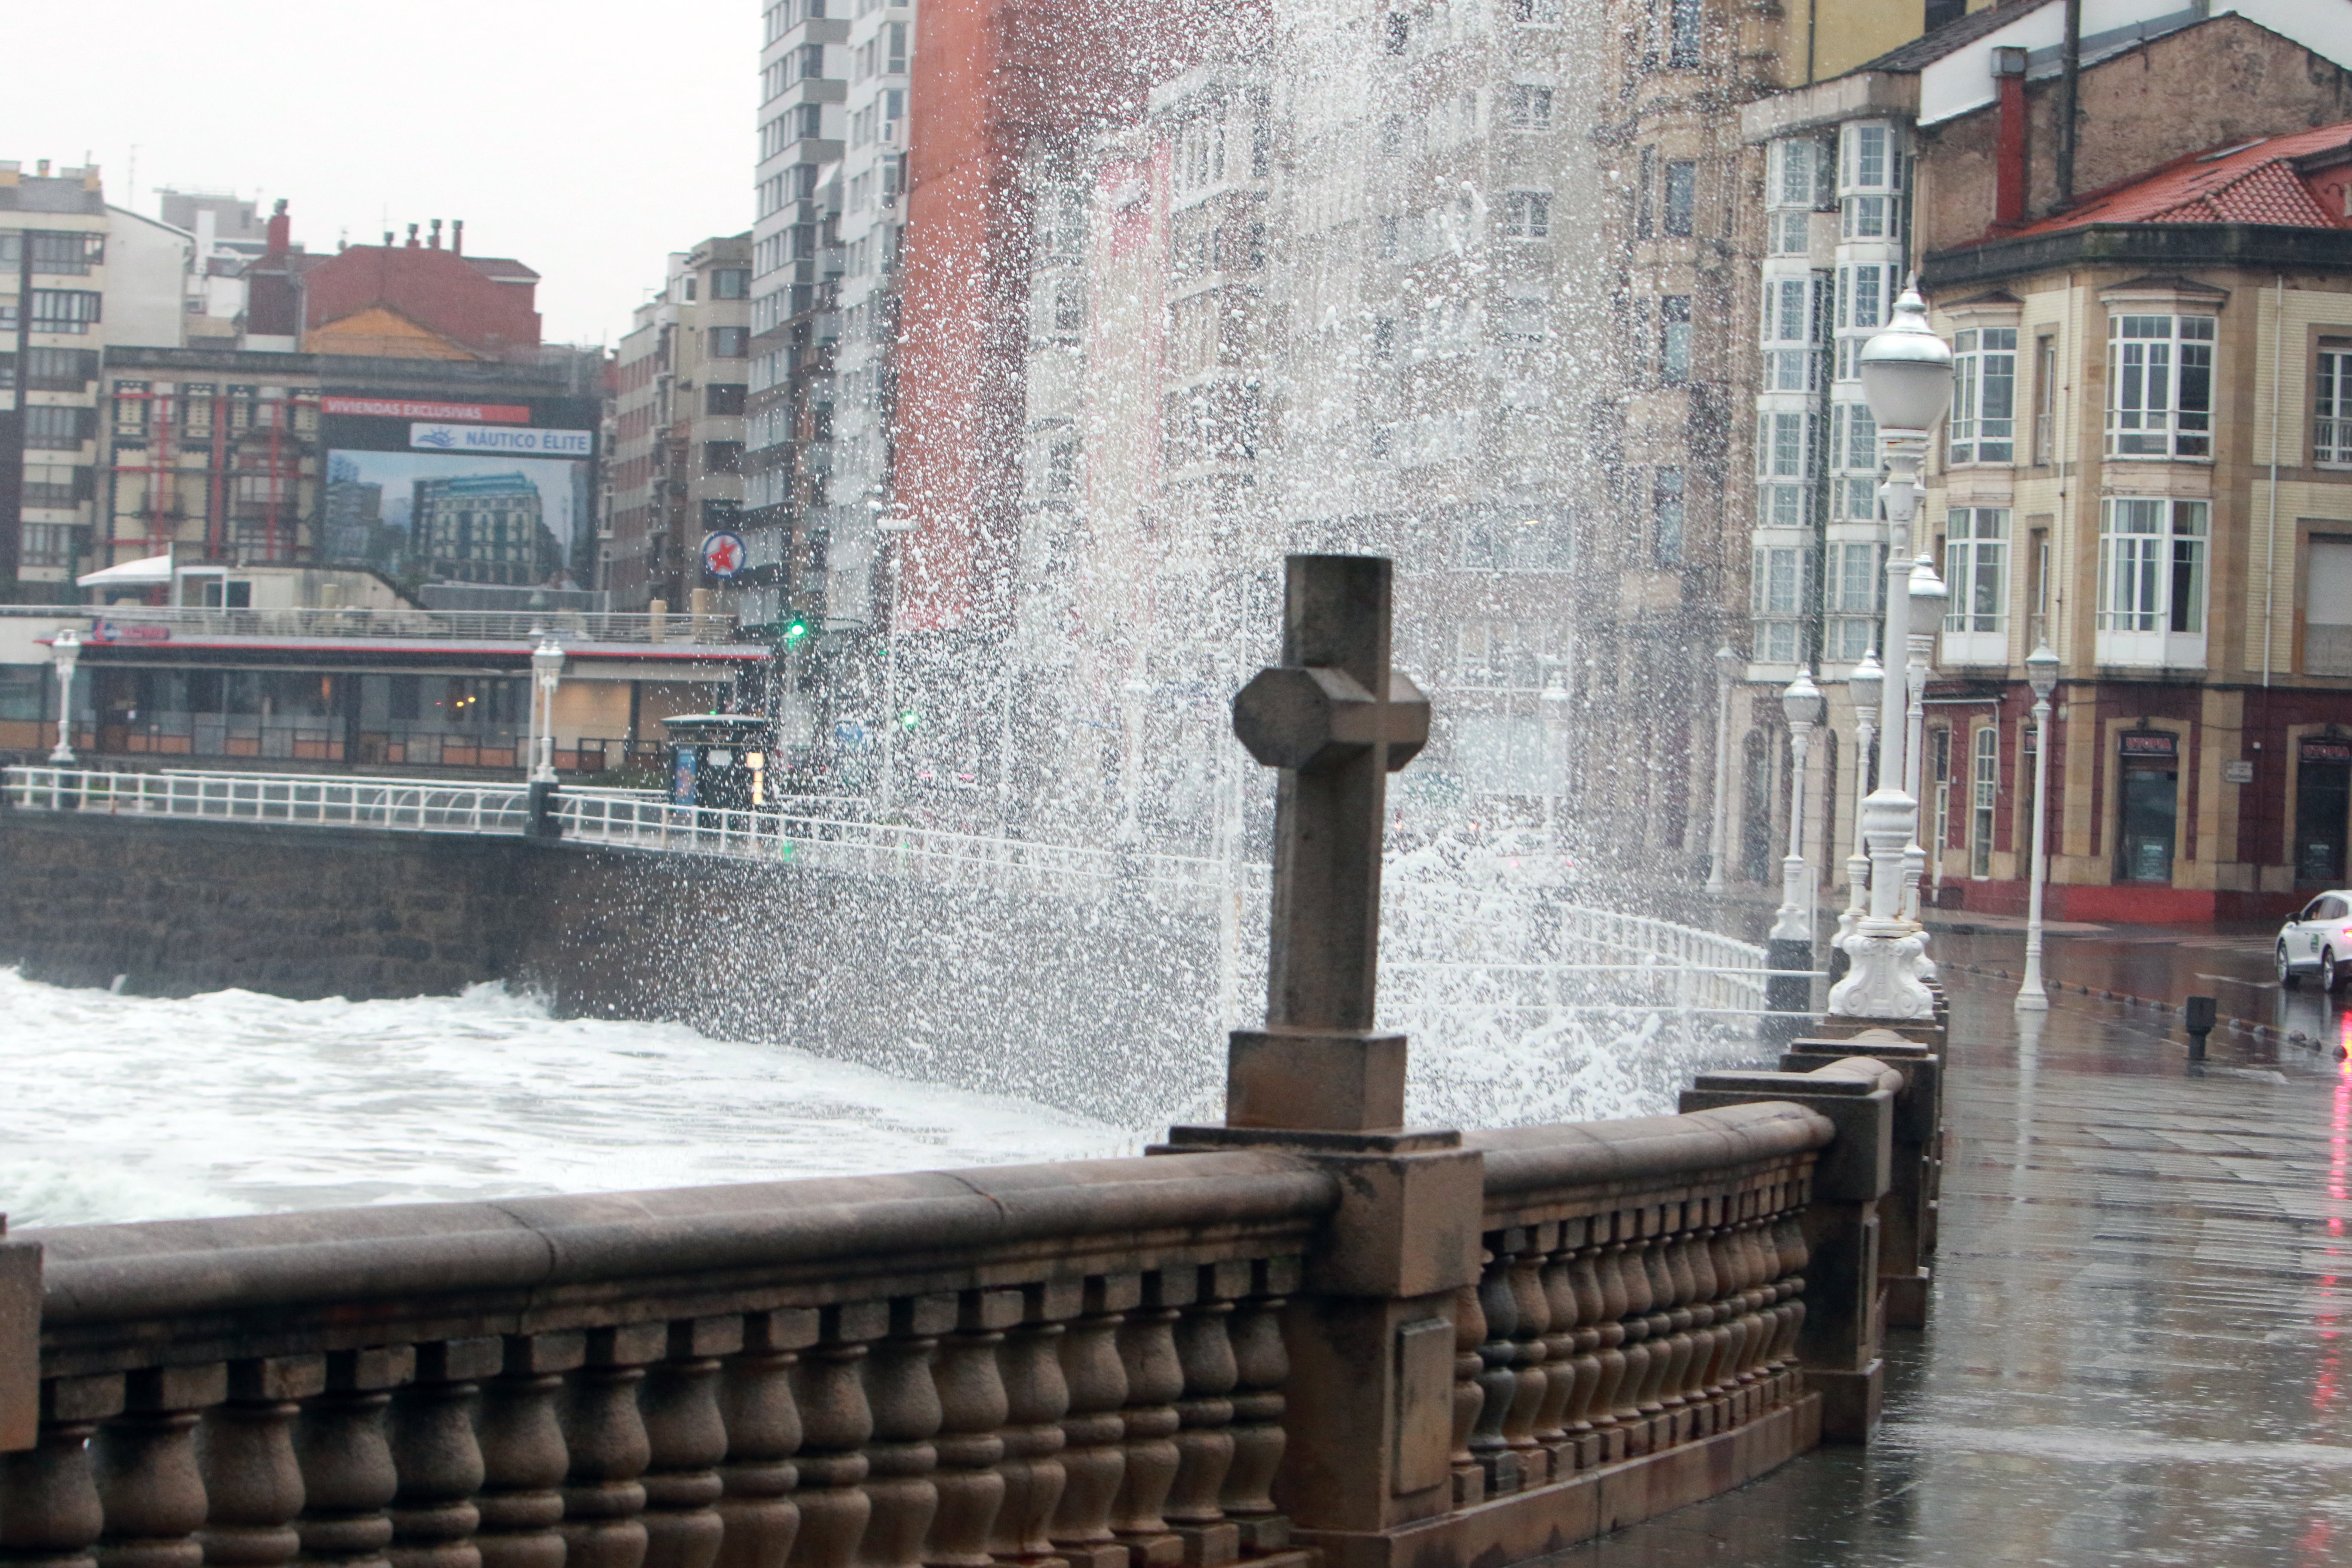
[{"x1": 0, "y1": 0, "x2": 755, "y2": 346}]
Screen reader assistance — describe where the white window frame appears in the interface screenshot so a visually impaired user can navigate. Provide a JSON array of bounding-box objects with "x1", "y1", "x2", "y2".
[
  {"x1": 1942, "y1": 507, "x2": 2009, "y2": 666},
  {"x1": 1970, "y1": 725, "x2": 1999, "y2": 879},
  {"x1": 2096, "y1": 497, "x2": 2209, "y2": 667},
  {"x1": 2105, "y1": 313, "x2": 2214, "y2": 459},
  {"x1": 2318, "y1": 346, "x2": 2352, "y2": 467},
  {"x1": 1948, "y1": 326, "x2": 2018, "y2": 466}
]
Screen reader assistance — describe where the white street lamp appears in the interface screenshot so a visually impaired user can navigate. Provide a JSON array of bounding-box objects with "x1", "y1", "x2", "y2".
[
  {"x1": 1836, "y1": 650, "x2": 1884, "y2": 954},
  {"x1": 2016, "y1": 643, "x2": 2061, "y2": 1011},
  {"x1": 1828, "y1": 284, "x2": 1953, "y2": 1023},
  {"x1": 529, "y1": 636, "x2": 564, "y2": 783},
  {"x1": 1706, "y1": 645, "x2": 1739, "y2": 892},
  {"x1": 1768, "y1": 677, "x2": 1825, "y2": 1020},
  {"x1": 48, "y1": 628, "x2": 81, "y2": 765},
  {"x1": 1903, "y1": 555, "x2": 1947, "y2": 928}
]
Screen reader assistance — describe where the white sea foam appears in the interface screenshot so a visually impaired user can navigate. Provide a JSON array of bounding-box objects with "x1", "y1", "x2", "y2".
[{"x1": 0, "y1": 969, "x2": 1130, "y2": 1228}]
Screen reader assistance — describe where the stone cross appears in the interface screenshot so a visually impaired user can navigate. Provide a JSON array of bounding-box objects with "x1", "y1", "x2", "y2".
[{"x1": 1227, "y1": 554, "x2": 1429, "y2": 1130}]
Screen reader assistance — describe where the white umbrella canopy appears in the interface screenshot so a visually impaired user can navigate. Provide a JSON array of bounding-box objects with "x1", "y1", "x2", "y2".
[{"x1": 75, "y1": 554, "x2": 175, "y2": 589}]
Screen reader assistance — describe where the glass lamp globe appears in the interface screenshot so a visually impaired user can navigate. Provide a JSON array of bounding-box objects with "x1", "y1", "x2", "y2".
[
  {"x1": 1781, "y1": 668, "x2": 1824, "y2": 730},
  {"x1": 1849, "y1": 649, "x2": 1884, "y2": 715},
  {"x1": 1859, "y1": 286, "x2": 1956, "y2": 433},
  {"x1": 2027, "y1": 643, "x2": 2060, "y2": 701}
]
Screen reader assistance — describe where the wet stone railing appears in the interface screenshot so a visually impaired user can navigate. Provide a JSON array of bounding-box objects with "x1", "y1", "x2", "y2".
[{"x1": 0, "y1": 1058, "x2": 1936, "y2": 1568}]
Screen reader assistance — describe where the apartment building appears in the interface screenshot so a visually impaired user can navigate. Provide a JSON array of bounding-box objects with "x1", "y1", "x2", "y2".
[
  {"x1": 1732, "y1": 1, "x2": 2352, "y2": 918},
  {"x1": 607, "y1": 236, "x2": 753, "y2": 612}
]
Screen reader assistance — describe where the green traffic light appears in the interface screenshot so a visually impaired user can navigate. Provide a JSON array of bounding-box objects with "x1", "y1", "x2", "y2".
[
  {"x1": 897, "y1": 708, "x2": 920, "y2": 731},
  {"x1": 782, "y1": 616, "x2": 810, "y2": 646}
]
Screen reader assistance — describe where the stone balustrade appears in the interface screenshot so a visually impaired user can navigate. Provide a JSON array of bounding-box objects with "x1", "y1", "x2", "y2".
[{"x1": 0, "y1": 1077, "x2": 1931, "y2": 1568}]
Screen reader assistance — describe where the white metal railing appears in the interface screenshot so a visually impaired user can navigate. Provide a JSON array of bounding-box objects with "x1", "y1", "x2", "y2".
[
  {"x1": 4, "y1": 767, "x2": 531, "y2": 835},
  {"x1": 5, "y1": 767, "x2": 1769, "y2": 1015},
  {"x1": 0, "y1": 604, "x2": 758, "y2": 646}
]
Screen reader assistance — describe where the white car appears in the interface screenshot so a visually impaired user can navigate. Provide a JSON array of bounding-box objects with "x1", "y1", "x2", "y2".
[{"x1": 2278, "y1": 890, "x2": 2352, "y2": 988}]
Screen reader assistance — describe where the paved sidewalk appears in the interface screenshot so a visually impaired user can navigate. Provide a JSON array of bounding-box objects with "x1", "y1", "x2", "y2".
[{"x1": 1544, "y1": 969, "x2": 2352, "y2": 1567}]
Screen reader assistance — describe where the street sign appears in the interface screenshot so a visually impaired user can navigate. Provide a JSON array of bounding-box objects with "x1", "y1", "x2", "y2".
[{"x1": 701, "y1": 530, "x2": 747, "y2": 580}]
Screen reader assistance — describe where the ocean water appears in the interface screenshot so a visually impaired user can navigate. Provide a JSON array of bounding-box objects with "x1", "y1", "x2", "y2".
[{"x1": 0, "y1": 968, "x2": 1130, "y2": 1228}]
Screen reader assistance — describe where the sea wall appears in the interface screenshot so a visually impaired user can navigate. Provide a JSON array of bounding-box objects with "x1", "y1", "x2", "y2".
[{"x1": 0, "y1": 811, "x2": 1224, "y2": 1124}]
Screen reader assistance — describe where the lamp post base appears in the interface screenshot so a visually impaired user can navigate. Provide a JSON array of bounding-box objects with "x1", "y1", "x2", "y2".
[{"x1": 1827, "y1": 920, "x2": 1935, "y2": 1021}]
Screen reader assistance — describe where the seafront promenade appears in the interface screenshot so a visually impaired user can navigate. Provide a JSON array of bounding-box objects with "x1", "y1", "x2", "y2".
[{"x1": 1568, "y1": 965, "x2": 2352, "y2": 1567}]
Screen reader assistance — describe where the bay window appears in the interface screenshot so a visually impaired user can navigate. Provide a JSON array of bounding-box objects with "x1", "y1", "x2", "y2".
[
  {"x1": 1752, "y1": 545, "x2": 1807, "y2": 665},
  {"x1": 1828, "y1": 540, "x2": 1882, "y2": 662},
  {"x1": 1948, "y1": 327, "x2": 2016, "y2": 465},
  {"x1": 2106, "y1": 314, "x2": 2214, "y2": 458},
  {"x1": 2096, "y1": 497, "x2": 2208, "y2": 666}
]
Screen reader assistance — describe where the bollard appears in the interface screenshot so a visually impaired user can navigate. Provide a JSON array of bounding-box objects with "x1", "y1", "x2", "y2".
[{"x1": 2184, "y1": 994, "x2": 2216, "y2": 1064}]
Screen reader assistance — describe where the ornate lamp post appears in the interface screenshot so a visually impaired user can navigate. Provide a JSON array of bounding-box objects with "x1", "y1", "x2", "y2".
[
  {"x1": 1903, "y1": 556, "x2": 1947, "y2": 926},
  {"x1": 48, "y1": 627, "x2": 80, "y2": 765},
  {"x1": 2016, "y1": 643, "x2": 2061, "y2": 1011},
  {"x1": 1705, "y1": 645, "x2": 1739, "y2": 892},
  {"x1": 1767, "y1": 668, "x2": 1824, "y2": 1017},
  {"x1": 1836, "y1": 650, "x2": 1884, "y2": 954},
  {"x1": 529, "y1": 636, "x2": 564, "y2": 783},
  {"x1": 1828, "y1": 285, "x2": 1953, "y2": 1023}
]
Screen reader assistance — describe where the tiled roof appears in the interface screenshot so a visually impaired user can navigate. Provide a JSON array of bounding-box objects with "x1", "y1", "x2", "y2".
[
  {"x1": 2007, "y1": 121, "x2": 2352, "y2": 237},
  {"x1": 1858, "y1": 0, "x2": 2056, "y2": 74}
]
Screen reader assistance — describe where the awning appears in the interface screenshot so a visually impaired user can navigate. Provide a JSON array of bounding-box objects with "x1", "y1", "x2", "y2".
[{"x1": 76, "y1": 554, "x2": 175, "y2": 588}]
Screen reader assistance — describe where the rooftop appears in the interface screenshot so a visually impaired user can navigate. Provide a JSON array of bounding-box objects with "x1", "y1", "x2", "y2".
[{"x1": 2006, "y1": 121, "x2": 2352, "y2": 237}]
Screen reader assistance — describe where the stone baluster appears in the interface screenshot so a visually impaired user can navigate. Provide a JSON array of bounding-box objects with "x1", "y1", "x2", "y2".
[
  {"x1": 2, "y1": 1376, "x2": 123, "y2": 1568},
  {"x1": 1648, "y1": 1215, "x2": 1700, "y2": 1445},
  {"x1": 1607, "y1": 1229, "x2": 1656, "y2": 1460},
  {"x1": 1530, "y1": 1229, "x2": 1581, "y2": 1474},
  {"x1": 642, "y1": 1319, "x2": 744, "y2": 1568},
  {"x1": 1631, "y1": 1226, "x2": 1680, "y2": 1447},
  {"x1": 1445, "y1": 1283, "x2": 1485, "y2": 1509},
  {"x1": 1046, "y1": 1276, "x2": 1131, "y2": 1568},
  {"x1": 558, "y1": 1325, "x2": 665, "y2": 1568},
  {"x1": 1584, "y1": 1227, "x2": 1632, "y2": 1467},
  {"x1": 1467, "y1": 1244, "x2": 1517, "y2": 1494},
  {"x1": 1500, "y1": 1234, "x2": 1550, "y2": 1483},
  {"x1": 1679, "y1": 1222, "x2": 1730, "y2": 1439},
  {"x1": 924, "y1": 1290, "x2": 1017, "y2": 1568},
  {"x1": 1558, "y1": 1245, "x2": 1607, "y2": 1472},
  {"x1": 387, "y1": 1341, "x2": 497, "y2": 1568},
  {"x1": 1218, "y1": 1259, "x2": 1295, "y2": 1552},
  {"x1": 789, "y1": 1302, "x2": 884, "y2": 1568},
  {"x1": 1164, "y1": 1263, "x2": 1243, "y2": 1568},
  {"x1": 986, "y1": 1284, "x2": 1072, "y2": 1567},
  {"x1": 858, "y1": 1296, "x2": 947, "y2": 1568},
  {"x1": 96, "y1": 1366, "x2": 227, "y2": 1568},
  {"x1": 475, "y1": 1335, "x2": 582, "y2": 1568},
  {"x1": 1769, "y1": 1205, "x2": 1812, "y2": 1403},
  {"x1": 716, "y1": 1310, "x2": 818, "y2": 1568},
  {"x1": 1109, "y1": 1272, "x2": 1185, "y2": 1568},
  {"x1": 297, "y1": 1348, "x2": 415, "y2": 1568},
  {"x1": 199, "y1": 1358, "x2": 322, "y2": 1568}
]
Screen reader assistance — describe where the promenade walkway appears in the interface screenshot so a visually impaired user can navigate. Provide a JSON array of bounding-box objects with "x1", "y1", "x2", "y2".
[{"x1": 1559, "y1": 965, "x2": 2352, "y2": 1567}]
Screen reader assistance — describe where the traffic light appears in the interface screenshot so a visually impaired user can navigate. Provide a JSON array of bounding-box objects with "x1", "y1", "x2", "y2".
[
  {"x1": 896, "y1": 707, "x2": 920, "y2": 732},
  {"x1": 781, "y1": 614, "x2": 811, "y2": 648}
]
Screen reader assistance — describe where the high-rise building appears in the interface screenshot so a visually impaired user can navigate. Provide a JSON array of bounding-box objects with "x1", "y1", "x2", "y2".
[
  {"x1": 607, "y1": 237, "x2": 752, "y2": 611},
  {"x1": 411, "y1": 471, "x2": 556, "y2": 585}
]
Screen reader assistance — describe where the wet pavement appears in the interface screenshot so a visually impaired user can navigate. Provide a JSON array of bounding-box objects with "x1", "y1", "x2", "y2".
[{"x1": 1545, "y1": 957, "x2": 2352, "y2": 1567}]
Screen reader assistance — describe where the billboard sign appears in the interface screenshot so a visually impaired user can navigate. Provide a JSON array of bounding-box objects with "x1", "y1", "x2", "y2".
[
  {"x1": 410, "y1": 423, "x2": 594, "y2": 457},
  {"x1": 320, "y1": 389, "x2": 600, "y2": 585}
]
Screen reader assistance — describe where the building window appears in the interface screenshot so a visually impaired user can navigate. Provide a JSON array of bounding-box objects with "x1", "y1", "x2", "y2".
[
  {"x1": 1385, "y1": 12, "x2": 1408, "y2": 52},
  {"x1": 1761, "y1": 275, "x2": 1819, "y2": 392},
  {"x1": 2098, "y1": 498, "x2": 2207, "y2": 636},
  {"x1": 1504, "y1": 84, "x2": 1553, "y2": 132},
  {"x1": 1769, "y1": 210, "x2": 1810, "y2": 255},
  {"x1": 1843, "y1": 123, "x2": 1893, "y2": 191},
  {"x1": 1667, "y1": 0, "x2": 1702, "y2": 66},
  {"x1": 29, "y1": 289, "x2": 101, "y2": 334},
  {"x1": 2318, "y1": 345, "x2": 2352, "y2": 466},
  {"x1": 1046, "y1": 441, "x2": 1078, "y2": 494},
  {"x1": 710, "y1": 326, "x2": 750, "y2": 357},
  {"x1": 2033, "y1": 333, "x2": 2058, "y2": 465},
  {"x1": 1831, "y1": 401, "x2": 1876, "y2": 519},
  {"x1": 23, "y1": 404, "x2": 94, "y2": 450},
  {"x1": 1770, "y1": 139, "x2": 1829, "y2": 209},
  {"x1": 885, "y1": 19, "x2": 907, "y2": 71},
  {"x1": 1465, "y1": 511, "x2": 1574, "y2": 572},
  {"x1": 1838, "y1": 263, "x2": 1889, "y2": 334},
  {"x1": 1652, "y1": 467, "x2": 1684, "y2": 565},
  {"x1": 706, "y1": 383, "x2": 748, "y2": 415},
  {"x1": 1757, "y1": 410, "x2": 1809, "y2": 481},
  {"x1": 1662, "y1": 162, "x2": 1697, "y2": 236},
  {"x1": 1659, "y1": 295, "x2": 1691, "y2": 385},
  {"x1": 1053, "y1": 282, "x2": 1084, "y2": 334},
  {"x1": 1970, "y1": 726, "x2": 1999, "y2": 878},
  {"x1": 1829, "y1": 542, "x2": 1882, "y2": 662},
  {"x1": 1501, "y1": 191, "x2": 1551, "y2": 239},
  {"x1": 710, "y1": 268, "x2": 750, "y2": 300},
  {"x1": 1510, "y1": 0, "x2": 1562, "y2": 21},
  {"x1": 1944, "y1": 507, "x2": 2009, "y2": 633},
  {"x1": 2106, "y1": 313, "x2": 2214, "y2": 459},
  {"x1": 1949, "y1": 327, "x2": 2017, "y2": 465},
  {"x1": 703, "y1": 442, "x2": 744, "y2": 475},
  {"x1": 1753, "y1": 547, "x2": 1805, "y2": 664}
]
